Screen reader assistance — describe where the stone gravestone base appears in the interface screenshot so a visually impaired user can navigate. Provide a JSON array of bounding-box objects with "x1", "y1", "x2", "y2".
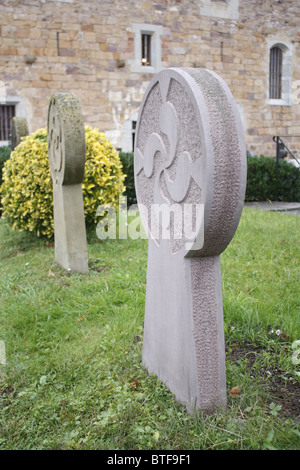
[
  {"x1": 134, "y1": 68, "x2": 247, "y2": 413},
  {"x1": 47, "y1": 92, "x2": 88, "y2": 274},
  {"x1": 143, "y1": 245, "x2": 226, "y2": 413},
  {"x1": 52, "y1": 183, "x2": 88, "y2": 274}
]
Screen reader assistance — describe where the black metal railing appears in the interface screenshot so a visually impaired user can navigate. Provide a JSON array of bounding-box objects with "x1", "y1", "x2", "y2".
[
  {"x1": 272, "y1": 135, "x2": 299, "y2": 200},
  {"x1": 273, "y1": 135, "x2": 300, "y2": 168}
]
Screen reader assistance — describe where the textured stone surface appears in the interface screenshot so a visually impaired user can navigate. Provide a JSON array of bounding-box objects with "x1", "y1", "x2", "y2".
[
  {"x1": 47, "y1": 92, "x2": 88, "y2": 274},
  {"x1": 48, "y1": 92, "x2": 85, "y2": 186},
  {"x1": 135, "y1": 68, "x2": 246, "y2": 413}
]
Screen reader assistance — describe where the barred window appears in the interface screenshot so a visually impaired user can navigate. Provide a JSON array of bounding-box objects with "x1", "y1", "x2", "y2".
[
  {"x1": 269, "y1": 46, "x2": 283, "y2": 100},
  {"x1": 0, "y1": 105, "x2": 15, "y2": 141}
]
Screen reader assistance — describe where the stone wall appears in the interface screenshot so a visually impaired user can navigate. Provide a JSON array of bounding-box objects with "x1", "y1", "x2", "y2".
[{"x1": 0, "y1": 0, "x2": 299, "y2": 157}]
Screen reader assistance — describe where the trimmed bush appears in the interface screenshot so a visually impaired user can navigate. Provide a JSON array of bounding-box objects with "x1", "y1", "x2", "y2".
[
  {"x1": 116, "y1": 152, "x2": 300, "y2": 204},
  {"x1": 0, "y1": 126, "x2": 125, "y2": 238},
  {"x1": 0, "y1": 146, "x2": 11, "y2": 187},
  {"x1": 0, "y1": 146, "x2": 11, "y2": 216},
  {"x1": 119, "y1": 152, "x2": 300, "y2": 204},
  {"x1": 119, "y1": 152, "x2": 137, "y2": 206},
  {"x1": 245, "y1": 154, "x2": 300, "y2": 202}
]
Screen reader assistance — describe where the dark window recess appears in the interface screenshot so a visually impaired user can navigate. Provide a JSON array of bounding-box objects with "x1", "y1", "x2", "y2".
[
  {"x1": 56, "y1": 32, "x2": 60, "y2": 56},
  {"x1": 269, "y1": 46, "x2": 282, "y2": 99},
  {"x1": 0, "y1": 105, "x2": 15, "y2": 141},
  {"x1": 132, "y1": 120, "x2": 137, "y2": 151},
  {"x1": 141, "y1": 33, "x2": 151, "y2": 66}
]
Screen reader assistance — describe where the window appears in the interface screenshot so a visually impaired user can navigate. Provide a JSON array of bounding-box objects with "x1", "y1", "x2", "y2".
[
  {"x1": 267, "y1": 41, "x2": 292, "y2": 106},
  {"x1": 121, "y1": 112, "x2": 138, "y2": 152},
  {"x1": 141, "y1": 34, "x2": 152, "y2": 66},
  {"x1": 269, "y1": 46, "x2": 282, "y2": 99},
  {"x1": 0, "y1": 105, "x2": 15, "y2": 142},
  {"x1": 130, "y1": 24, "x2": 163, "y2": 73},
  {"x1": 0, "y1": 92, "x2": 28, "y2": 145},
  {"x1": 132, "y1": 120, "x2": 137, "y2": 151}
]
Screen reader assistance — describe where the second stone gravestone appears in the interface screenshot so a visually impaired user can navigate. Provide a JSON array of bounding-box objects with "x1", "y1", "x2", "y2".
[
  {"x1": 134, "y1": 68, "x2": 247, "y2": 413},
  {"x1": 11, "y1": 117, "x2": 29, "y2": 150},
  {"x1": 47, "y1": 92, "x2": 88, "y2": 274}
]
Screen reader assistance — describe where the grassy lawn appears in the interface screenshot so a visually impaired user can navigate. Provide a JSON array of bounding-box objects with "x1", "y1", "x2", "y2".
[{"x1": 0, "y1": 207, "x2": 299, "y2": 450}]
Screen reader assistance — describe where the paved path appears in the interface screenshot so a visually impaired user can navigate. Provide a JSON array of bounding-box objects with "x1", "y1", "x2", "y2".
[{"x1": 244, "y1": 201, "x2": 300, "y2": 215}]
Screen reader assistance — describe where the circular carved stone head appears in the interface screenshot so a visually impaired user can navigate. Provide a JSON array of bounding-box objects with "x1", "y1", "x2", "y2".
[
  {"x1": 134, "y1": 68, "x2": 247, "y2": 257},
  {"x1": 47, "y1": 92, "x2": 85, "y2": 186}
]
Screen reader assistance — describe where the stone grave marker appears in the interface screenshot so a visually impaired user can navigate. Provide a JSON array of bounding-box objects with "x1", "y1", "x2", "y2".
[
  {"x1": 11, "y1": 116, "x2": 29, "y2": 150},
  {"x1": 134, "y1": 68, "x2": 247, "y2": 413},
  {"x1": 47, "y1": 92, "x2": 88, "y2": 274}
]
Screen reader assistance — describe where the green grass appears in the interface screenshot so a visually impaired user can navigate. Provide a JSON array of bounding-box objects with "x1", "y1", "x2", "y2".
[{"x1": 0, "y1": 208, "x2": 299, "y2": 450}]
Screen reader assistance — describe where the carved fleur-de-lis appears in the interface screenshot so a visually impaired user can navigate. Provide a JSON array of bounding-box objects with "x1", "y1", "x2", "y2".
[{"x1": 135, "y1": 75, "x2": 203, "y2": 207}]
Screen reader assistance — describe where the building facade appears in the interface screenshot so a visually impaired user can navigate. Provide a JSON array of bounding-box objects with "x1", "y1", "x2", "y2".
[{"x1": 0, "y1": 0, "x2": 300, "y2": 157}]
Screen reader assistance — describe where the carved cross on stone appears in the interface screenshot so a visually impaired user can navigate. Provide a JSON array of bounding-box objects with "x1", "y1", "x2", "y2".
[
  {"x1": 47, "y1": 92, "x2": 88, "y2": 274},
  {"x1": 134, "y1": 68, "x2": 247, "y2": 413}
]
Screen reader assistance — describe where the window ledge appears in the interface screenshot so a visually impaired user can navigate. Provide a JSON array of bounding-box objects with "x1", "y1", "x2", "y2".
[
  {"x1": 0, "y1": 96, "x2": 21, "y2": 105},
  {"x1": 267, "y1": 98, "x2": 291, "y2": 107},
  {"x1": 129, "y1": 63, "x2": 162, "y2": 74}
]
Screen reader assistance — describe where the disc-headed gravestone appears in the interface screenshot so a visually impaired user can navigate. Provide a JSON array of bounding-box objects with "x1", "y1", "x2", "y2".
[
  {"x1": 47, "y1": 92, "x2": 88, "y2": 274},
  {"x1": 134, "y1": 68, "x2": 247, "y2": 413},
  {"x1": 11, "y1": 117, "x2": 29, "y2": 150}
]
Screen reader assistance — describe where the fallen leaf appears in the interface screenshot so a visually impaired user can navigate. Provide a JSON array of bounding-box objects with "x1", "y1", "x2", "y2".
[
  {"x1": 130, "y1": 379, "x2": 139, "y2": 389},
  {"x1": 229, "y1": 386, "x2": 242, "y2": 397},
  {"x1": 77, "y1": 315, "x2": 86, "y2": 322},
  {"x1": 48, "y1": 269, "x2": 55, "y2": 277}
]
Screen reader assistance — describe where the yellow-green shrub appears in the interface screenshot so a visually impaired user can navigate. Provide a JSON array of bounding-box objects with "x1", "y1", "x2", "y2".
[{"x1": 0, "y1": 126, "x2": 125, "y2": 238}]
